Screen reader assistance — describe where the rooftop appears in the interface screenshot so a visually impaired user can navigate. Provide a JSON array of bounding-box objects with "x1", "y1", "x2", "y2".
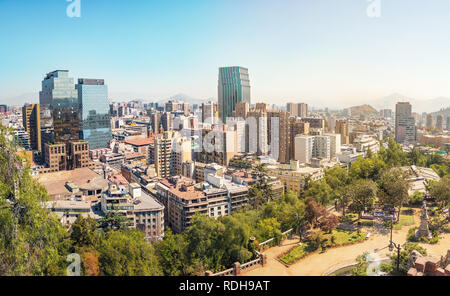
[
  {"x1": 125, "y1": 137, "x2": 154, "y2": 146},
  {"x1": 133, "y1": 191, "x2": 164, "y2": 211},
  {"x1": 37, "y1": 168, "x2": 102, "y2": 197}
]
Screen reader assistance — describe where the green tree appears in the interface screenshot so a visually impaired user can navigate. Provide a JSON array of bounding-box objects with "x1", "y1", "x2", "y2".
[
  {"x1": 347, "y1": 179, "x2": 378, "y2": 218},
  {"x1": 428, "y1": 176, "x2": 450, "y2": 208},
  {"x1": 350, "y1": 252, "x2": 369, "y2": 276},
  {"x1": 304, "y1": 180, "x2": 333, "y2": 206},
  {"x1": 262, "y1": 190, "x2": 306, "y2": 232},
  {"x1": 349, "y1": 155, "x2": 386, "y2": 180},
  {"x1": 379, "y1": 138, "x2": 408, "y2": 167},
  {"x1": 255, "y1": 217, "x2": 282, "y2": 244},
  {"x1": 220, "y1": 215, "x2": 253, "y2": 266},
  {"x1": 409, "y1": 191, "x2": 424, "y2": 206},
  {"x1": 325, "y1": 166, "x2": 351, "y2": 212},
  {"x1": 70, "y1": 216, "x2": 100, "y2": 250},
  {"x1": 154, "y1": 228, "x2": 188, "y2": 276},
  {"x1": 98, "y1": 211, "x2": 129, "y2": 231},
  {"x1": 248, "y1": 186, "x2": 266, "y2": 209},
  {"x1": 0, "y1": 125, "x2": 69, "y2": 276},
  {"x1": 98, "y1": 229, "x2": 162, "y2": 276},
  {"x1": 305, "y1": 198, "x2": 327, "y2": 228},
  {"x1": 387, "y1": 242, "x2": 428, "y2": 275},
  {"x1": 184, "y1": 214, "x2": 227, "y2": 272},
  {"x1": 253, "y1": 163, "x2": 274, "y2": 202},
  {"x1": 378, "y1": 168, "x2": 410, "y2": 221}
]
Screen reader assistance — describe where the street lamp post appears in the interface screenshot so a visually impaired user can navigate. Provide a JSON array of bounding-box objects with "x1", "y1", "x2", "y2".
[{"x1": 389, "y1": 216, "x2": 402, "y2": 273}]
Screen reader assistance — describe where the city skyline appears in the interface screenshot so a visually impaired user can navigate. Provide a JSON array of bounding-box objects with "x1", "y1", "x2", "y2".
[{"x1": 2, "y1": 0, "x2": 450, "y2": 110}]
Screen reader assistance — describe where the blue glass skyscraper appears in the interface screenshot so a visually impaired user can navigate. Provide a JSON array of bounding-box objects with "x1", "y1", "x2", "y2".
[
  {"x1": 76, "y1": 79, "x2": 112, "y2": 149},
  {"x1": 218, "y1": 66, "x2": 251, "y2": 123}
]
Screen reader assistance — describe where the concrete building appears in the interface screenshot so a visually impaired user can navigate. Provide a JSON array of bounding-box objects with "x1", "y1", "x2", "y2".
[
  {"x1": 286, "y1": 102, "x2": 308, "y2": 118},
  {"x1": 171, "y1": 136, "x2": 192, "y2": 176},
  {"x1": 324, "y1": 133, "x2": 341, "y2": 160},
  {"x1": 436, "y1": 114, "x2": 444, "y2": 130},
  {"x1": 353, "y1": 135, "x2": 380, "y2": 155},
  {"x1": 267, "y1": 160, "x2": 324, "y2": 197},
  {"x1": 101, "y1": 182, "x2": 165, "y2": 241},
  {"x1": 395, "y1": 102, "x2": 416, "y2": 144},
  {"x1": 313, "y1": 135, "x2": 331, "y2": 160},
  {"x1": 22, "y1": 104, "x2": 41, "y2": 152},
  {"x1": 37, "y1": 167, "x2": 108, "y2": 200},
  {"x1": 201, "y1": 101, "x2": 216, "y2": 124},
  {"x1": 294, "y1": 135, "x2": 314, "y2": 164},
  {"x1": 267, "y1": 110, "x2": 290, "y2": 164},
  {"x1": 426, "y1": 114, "x2": 434, "y2": 129},
  {"x1": 335, "y1": 120, "x2": 350, "y2": 145},
  {"x1": 289, "y1": 120, "x2": 310, "y2": 160}
]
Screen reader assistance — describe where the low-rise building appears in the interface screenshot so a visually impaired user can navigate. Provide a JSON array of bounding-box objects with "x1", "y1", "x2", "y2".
[{"x1": 267, "y1": 160, "x2": 324, "y2": 196}]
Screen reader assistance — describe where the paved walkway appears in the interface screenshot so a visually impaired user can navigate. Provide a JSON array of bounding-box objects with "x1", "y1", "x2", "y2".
[{"x1": 242, "y1": 209, "x2": 450, "y2": 276}]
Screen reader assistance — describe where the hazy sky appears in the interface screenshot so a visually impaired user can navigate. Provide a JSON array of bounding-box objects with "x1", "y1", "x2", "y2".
[{"x1": 1, "y1": 0, "x2": 450, "y2": 107}]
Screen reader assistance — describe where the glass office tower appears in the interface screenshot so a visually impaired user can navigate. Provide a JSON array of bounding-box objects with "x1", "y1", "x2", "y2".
[
  {"x1": 76, "y1": 79, "x2": 112, "y2": 149},
  {"x1": 39, "y1": 70, "x2": 80, "y2": 144},
  {"x1": 218, "y1": 66, "x2": 251, "y2": 123}
]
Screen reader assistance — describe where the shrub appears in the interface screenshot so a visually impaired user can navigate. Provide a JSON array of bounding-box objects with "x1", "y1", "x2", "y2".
[
  {"x1": 360, "y1": 219, "x2": 374, "y2": 227},
  {"x1": 380, "y1": 262, "x2": 393, "y2": 274},
  {"x1": 409, "y1": 191, "x2": 424, "y2": 206},
  {"x1": 408, "y1": 227, "x2": 439, "y2": 244}
]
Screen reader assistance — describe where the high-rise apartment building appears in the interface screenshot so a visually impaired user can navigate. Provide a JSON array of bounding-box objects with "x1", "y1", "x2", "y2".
[
  {"x1": 286, "y1": 102, "x2": 308, "y2": 118},
  {"x1": 232, "y1": 101, "x2": 249, "y2": 118},
  {"x1": 247, "y1": 108, "x2": 268, "y2": 155},
  {"x1": 161, "y1": 112, "x2": 172, "y2": 132},
  {"x1": 155, "y1": 131, "x2": 174, "y2": 178},
  {"x1": 313, "y1": 135, "x2": 331, "y2": 160},
  {"x1": 201, "y1": 101, "x2": 215, "y2": 124},
  {"x1": 426, "y1": 114, "x2": 434, "y2": 129},
  {"x1": 76, "y1": 78, "x2": 112, "y2": 149},
  {"x1": 395, "y1": 102, "x2": 416, "y2": 144},
  {"x1": 286, "y1": 103, "x2": 296, "y2": 116},
  {"x1": 289, "y1": 120, "x2": 310, "y2": 160},
  {"x1": 294, "y1": 135, "x2": 314, "y2": 164},
  {"x1": 323, "y1": 133, "x2": 341, "y2": 160},
  {"x1": 298, "y1": 103, "x2": 308, "y2": 118},
  {"x1": 171, "y1": 136, "x2": 192, "y2": 176},
  {"x1": 335, "y1": 120, "x2": 350, "y2": 145},
  {"x1": 267, "y1": 110, "x2": 290, "y2": 163},
  {"x1": 380, "y1": 109, "x2": 393, "y2": 119},
  {"x1": 436, "y1": 114, "x2": 444, "y2": 130},
  {"x1": 218, "y1": 66, "x2": 251, "y2": 123},
  {"x1": 22, "y1": 104, "x2": 41, "y2": 152}
]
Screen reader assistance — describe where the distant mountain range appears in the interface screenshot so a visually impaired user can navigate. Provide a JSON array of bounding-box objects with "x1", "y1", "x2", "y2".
[
  {"x1": 156, "y1": 94, "x2": 212, "y2": 106},
  {"x1": 338, "y1": 104, "x2": 378, "y2": 117},
  {"x1": 369, "y1": 93, "x2": 450, "y2": 113},
  {"x1": 0, "y1": 93, "x2": 39, "y2": 106},
  {"x1": 1, "y1": 91, "x2": 449, "y2": 114},
  {"x1": 432, "y1": 107, "x2": 450, "y2": 118}
]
